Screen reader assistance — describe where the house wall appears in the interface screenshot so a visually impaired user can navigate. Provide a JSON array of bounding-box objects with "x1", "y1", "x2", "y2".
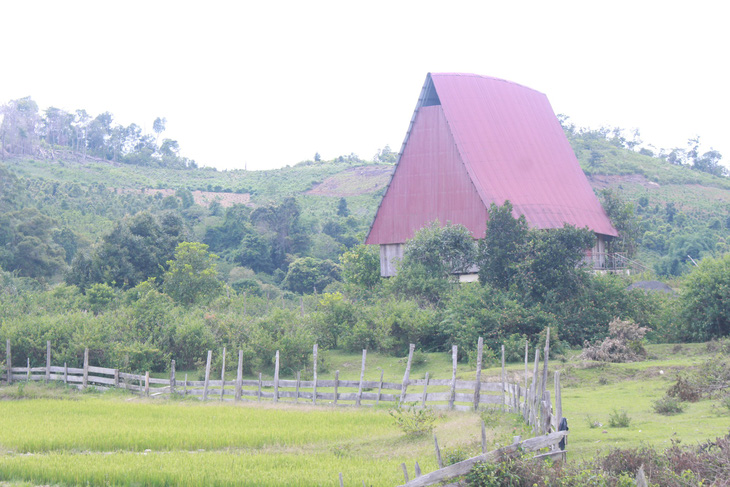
[{"x1": 379, "y1": 243, "x2": 403, "y2": 277}]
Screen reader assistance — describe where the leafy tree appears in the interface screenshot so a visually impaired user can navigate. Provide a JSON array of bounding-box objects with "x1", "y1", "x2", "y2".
[
  {"x1": 478, "y1": 201, "x2": 528, "y2": 289},
  {"x1": 152, "y1": 117, "x2": 166, "y2": 145},
  {"x1": 340, "y1": 244, "x2": 380, "y2": 289},
  {"x1": 281, "y1": 257, "x2": 340, "y2": 294},
  {"x1": 336, "y1": 197, "x2": 349, "y2": 217},
  {"x1": 393, "y1": 221, "x2": 477, "y2": 305},
  {"x1": 163, "y1": 242, "x2": 223, "y2": 305},
  {"x1": 679, "y1": 253, "x2": 730, "y2": 340},
  {"x1": 600, "y1": 189, "x2": 640, "y2": 257}
]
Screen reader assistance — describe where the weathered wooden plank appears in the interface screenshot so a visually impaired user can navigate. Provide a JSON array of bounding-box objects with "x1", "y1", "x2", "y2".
[
  {"x1": 421, "y1": 372, "x2": 430, "y2": 407},
  {"x1": 83, "y1": 348, "x2": 89, "y2": 389},
  {"x1": 400, "y1": 344, "x2": 415, "y2": 405},
  {"x1": 170, "y1": 360, "x2": 176, "y2": 395},
  {"x1": 273, "y1": 350, "x2": 280, "y2": 403},
  {"x1": 399, "y1": 431, "x2": 568, "y2": 487},
  {"x1": 86, "y1": 376, "x2": 116, "y2": 386},
  {"x1": 449, "y1": 345, "x2": 457, "y2": 410},
  {"x1": 148, "y1": 377, "x2": 171, "y2": 385},
  {"x1": 87, "y1": 365, "x2": 117, "y2": 375},
  {"x1": 356, "y1": 349, "x2": 366, "y2": 407},
  {"x1": 235, "y1": 350, "x2": 243, "y2": 402},
  {"x1": 220, "y1": 347, "x2": 227, "y2": 402},
  {"x1": 45, "y1": 341, "x2": 51, "y2": 382},
  {"x1": 312, "y1": 343, "x2": 318, "y2": 405},
  {"x1": 203, "y1": 350, "x2": 212, "y2": 401},
  {"x1": 6, "y1": 339, "x2": 11, "y2": 385},
  {"x1": 473, "y1": 337, "x2": 483, "y2": 411}
]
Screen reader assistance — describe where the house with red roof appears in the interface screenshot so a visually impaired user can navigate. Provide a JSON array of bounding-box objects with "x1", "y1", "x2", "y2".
[{"x1": 365, "y1": 72, "x2": 618, "y2": 277}]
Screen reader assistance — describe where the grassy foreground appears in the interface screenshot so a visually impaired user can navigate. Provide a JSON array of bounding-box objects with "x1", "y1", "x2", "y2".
[{"x1": 1, "y1": 343, "x2": 728, "y2": 486}]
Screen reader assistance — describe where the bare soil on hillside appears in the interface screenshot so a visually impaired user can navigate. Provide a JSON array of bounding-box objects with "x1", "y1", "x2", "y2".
[
  {"x1": 117, "y1": 188, "x2": 251, "y2": 208},
  {"x1": 307, "y1": 165, "x2": 393, "y2": 197}
]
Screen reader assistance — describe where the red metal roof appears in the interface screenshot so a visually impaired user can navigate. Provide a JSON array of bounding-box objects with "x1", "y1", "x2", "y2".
[{"x1": 366, "y1": 73, "x2": 618, "y2": 245}]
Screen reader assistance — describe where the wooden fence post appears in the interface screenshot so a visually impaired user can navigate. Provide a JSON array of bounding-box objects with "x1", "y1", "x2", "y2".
[
  {"x1": 235, "y1": 350, "x2": 243, "y2": 402},
  {"x1": 273, "y1": 350, "x2": 280, "y2": 403},
  {"x1": 203, "y1": 350, "x2": 212, "y2": 401},
  {"x1": 5, "y1": 340, "x2": 11, "y2": 385},
  {"x1": 421, "y1": 372, "x2": 430, "y2": 407},
  {"x1": 501, "y1": 344, "x2": 506, "y2": 411},
  {"x1": 184, "y1": 373, "x2": 188, "y2": 396},
  {"x1": 257, "y1": 372, "x2": 262, "y2": 401},
  {"x1": 401, "y1": 463, "x2": 409, "y2": 483},
  {"x1": 334, "y1": 370, "x2": 339, "y2": 405},
  {"x1": 376, "y1": 368, "x2": 384, "y2": 406},
  {"x1": 220, "y1": 347, "x2": 227, "y2": 402},
  {"x1": 399, "y1": 344, "x2": 415, "y2": 406},
  {"x1": 64, "y1": 363, "x2": 68, "y2": 385},
  {"x1": 554, "y1": 370, "x2": 562, "y2": 426},
  {"x1": 114, "y1": 368, "x2": 119, "y2": 388},
  {"x1": 415, "y1": 462, "x2": 421, "y2": 477},
  {"x1": 27, "y1": 358, "x2": 30, "y2": 382},
  {"x1": 295, "y1": 371, "x2": 301, "y2": 402},
  {"x1": 473, "y1": 337, "x2": 483, "y2": 411},
  {"x1": 481, "y1": 420, "x2": 487, "y2": 453},
  {"x1": 312, "y1": 343, "x2": 318, "y2": 405},
  {"x1": 448, "y1": 345, "x2": 457, "y2": 410},
  {"x1": 83, "y1": 347, "x2": 89, "y2": 389},
  {"x1": 434, "y1": 435, "x2": 443, "y2": 468},
  {"x1": 45, "y1": 340, "x2": 51, "y2": 382},
  {"x1": 170, "y1": 360, "x2": 176, "y2": 395},
  {"x1": 356, "y1": 349, "x2": 366, "y2": 407},
  {"x1": 145, "y1": 371, "x2": 150, "y2": 397}
]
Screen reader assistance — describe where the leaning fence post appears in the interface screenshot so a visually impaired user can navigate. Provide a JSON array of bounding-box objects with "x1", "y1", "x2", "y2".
[
  {"x1": 273, "y1": 350, "x2": 280, "y2": 404},
  {"x1": 356, "y1": 349, "x2": 366, "y2": 407},
  {"x1": 312, "y1": 343, "x2": 318, "y2": 405},
  {"x1": 220, "y1": 347, "x2": 227, "y2": 402},
  {"x1": 5, "y1": 339, "x2": 11, "y2": 385},
  {"x1": 45, "y1": 340, "x2": 51, "y2": 382},
  {"x1": 399, "y1": 344, "x2": 415, "y2": 406},
  {"x1": 473, "y1": 337, "x2": 483, "y2": 411},
  {"x1": 235, "y1": 350, "x2": 243, "y2": 402},
  {"x1": 376, "y1": 368, "x2": 384, "y2": 406},
  {"x1": 401, "y1": 463, "x2": 409, "y2": 483},
  {"x1": 448, "y1": 345, "x2": 457, "y2": 410},
  {"x1": 170, "y1": 360, "x2": 176, "y2": 395},
  {"x1": 434, "y1": 435, "x2": 443, "y2": 468},
  {"x1": 421, "y1": 372, "x2": 430, "y2": 407},
  {"x1": 481, "y1": 419, "x2": 487, "y2": 453},
  {"x1": 83, "y1": 347, "x2": 89, "y2": 389},
  {"x1": 501, "y1": 344, "x2": 506, "y2": 411},
  {"x1": 203, "y1": 350, "x2": 212, "y2": 401},
  {"x1": 415, "y1": 462, "x2": 421, "y2": 477}
]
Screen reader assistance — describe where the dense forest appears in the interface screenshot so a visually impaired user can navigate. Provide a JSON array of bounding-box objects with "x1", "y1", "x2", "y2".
[{"x1": 2, "y1": 97, "x2": 730, "y2": 378}]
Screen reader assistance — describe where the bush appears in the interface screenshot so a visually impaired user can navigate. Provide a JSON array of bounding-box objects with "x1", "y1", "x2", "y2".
[
  {"x1": 608, "y1": 409, "x2": 631, "y2": 428},
  {"x1": 580, "y1": 319, "x2": 650, "y2": 363},
  {"x1": 652, "y1": 395, "x2": 686, "y2": 415},
  {"x1": 389, "y1": 403, "x2": 436, "y2": 437}
]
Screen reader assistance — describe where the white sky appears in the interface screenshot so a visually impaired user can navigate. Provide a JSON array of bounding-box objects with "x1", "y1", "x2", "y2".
[{"x1": 1, "y1": 1, "x2": 727, "y2": 171}]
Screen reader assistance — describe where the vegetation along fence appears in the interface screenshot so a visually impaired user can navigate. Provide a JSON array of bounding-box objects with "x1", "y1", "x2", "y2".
[{"x1": 2, "y1": 331, "x2": 561, "y2": 425}]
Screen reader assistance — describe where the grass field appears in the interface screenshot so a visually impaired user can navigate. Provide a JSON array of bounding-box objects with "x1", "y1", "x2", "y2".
[{"x1": 0, "y1": 343, "x2": 727, "y2": 486}]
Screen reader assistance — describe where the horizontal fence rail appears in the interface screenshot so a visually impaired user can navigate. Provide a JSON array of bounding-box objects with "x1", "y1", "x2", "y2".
[{"x1": 3, "y1": 332, "x2": 559, "y2": 422}]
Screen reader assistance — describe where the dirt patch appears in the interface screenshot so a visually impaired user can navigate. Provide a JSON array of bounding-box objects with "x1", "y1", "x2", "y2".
[
  {"x1": 588, "y1": 174, "x2": 661, "y2": 190},
  {"x1": 116, "y1": 188, "x2": 251, "y2": 208},
  {"x1": 307, "y1": 165, "x2": 394, "y2": 197}
]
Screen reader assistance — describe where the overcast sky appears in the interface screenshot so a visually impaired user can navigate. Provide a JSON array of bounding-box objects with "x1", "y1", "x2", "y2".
[{"x1": 1, "y1": 1, "x2": 727, "y2": 171}]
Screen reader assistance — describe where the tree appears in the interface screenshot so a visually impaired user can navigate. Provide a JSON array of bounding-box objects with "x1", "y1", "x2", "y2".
[
  {"x1": 337, "y1": 197, "x2": 349, "y2": 217},
  {"x1": 600, "y1": 189, "x2": 640, "y2": 257},
  {"x1": 393, "y1": 221, "x2": 477, "y2": 304},
  {"x1": 478, "y1": 201, "x2": 528, "y2": 289},
  {"x1": 679, "y1": 253, "x2": 730, "y2": 341},
  {"x1": 340, "y1": 244, "x2": 380, "y2": 289},
  {"x1": 281, "y1": 257, "x2": 341, "y2": 294},
  {"x1": 163, "y1": 242, "x2": 223, "y2": 305},
  {"x1": 152, "y1": 117, "x2": 166, "y2": 145}
]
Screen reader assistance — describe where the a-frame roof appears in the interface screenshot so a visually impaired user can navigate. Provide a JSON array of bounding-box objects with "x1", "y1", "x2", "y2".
[{"x1": 366, "y1": 73, "x2": 617, "y2": 245}]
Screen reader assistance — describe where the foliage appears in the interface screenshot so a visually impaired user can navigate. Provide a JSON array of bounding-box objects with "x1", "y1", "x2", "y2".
[
  {"x1": 478, "y1": 201, "x2": 528, "y2": 289},
  {"x1": 678, "y1": 253, "x2": 730, "y2": 341},
  {"x1": 339, "y1": 244, "x2": 380, "y2": 290},
  {"x1": 652, "y1": 395, "x2": 686, "y2": 415},
  {"x1": 580, "y1": 319, "x2": 651, "y2": 363},
  {"x1": 388, "y1": 403, "x2": 436, "y2": 437},
  {"x1": 600, "y1": 189, "x2": 640, "y2": 257},
  {"x1": 391, "y1": 221, "x2": 476, "y2": 305},
  {"x1": 163, "y1": 242, "x2": 223, "y2": 305},
  {"x1": 608, "y1": 409, "x2": 631, "y2": 428},
  {"x1": 281, "y1": 257, "x2": 340, "y2": 294}
]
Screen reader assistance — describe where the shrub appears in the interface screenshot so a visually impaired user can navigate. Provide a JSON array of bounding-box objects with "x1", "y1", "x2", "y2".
[
  {"x1": 652, "y1": 395, "x2": 686, "y2": 415},
  {"x1": 389, "y1": 403, "x2": 436, "y2": 437},
  {"x1": 442, "y1": 445, "x2": 471, "y2": 466},
  {"x1": 608, "y1": 409, "x2": 631, "y2": 428},
  {"x1": 580, "y1": 318, "x2": 650, "y2": 363}
]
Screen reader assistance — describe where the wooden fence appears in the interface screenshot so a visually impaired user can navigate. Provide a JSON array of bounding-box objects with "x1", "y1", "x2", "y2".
[{"x1": 2, "y1": 332, "x2": 561, "y2": 421}]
